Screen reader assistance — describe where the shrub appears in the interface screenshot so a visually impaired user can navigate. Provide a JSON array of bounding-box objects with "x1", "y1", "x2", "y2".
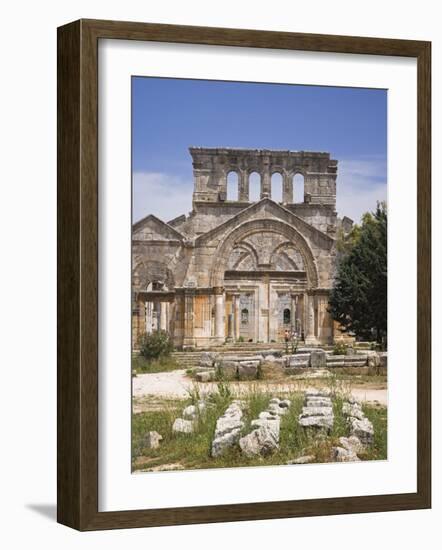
[
  {"x1": 237, "y1": 336, "x2": 244, "y2": 343},
  {"x1": 332, "y1": 342, "x2": 347, "y2": 355},
  {"x1": 138, "y1": 330, "x2": 173, "y2": 361}
]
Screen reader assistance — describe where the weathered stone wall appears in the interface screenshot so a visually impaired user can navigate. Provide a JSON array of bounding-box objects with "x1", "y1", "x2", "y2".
[{"x1": 132, "y1": 147, "x2": 349, "y2": 348}]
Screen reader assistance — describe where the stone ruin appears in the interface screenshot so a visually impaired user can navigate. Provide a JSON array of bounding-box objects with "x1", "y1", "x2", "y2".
[
  {"x1": 211, "y1": 400, "x2": 245, "y2": 457},
  {"x1": 298, "y1": 389, "x2": 334, "y2": 433},
  {"x1": 167, "y1": 390, "x2": 375, "y2": 464},
  {"x1": 194, "y1": 348, "x2": 387, "y2": 382},
  {"x1": 239, "y1": 397, "x2": 291, "y2": 457},
  {"x1": 172, "y1": 400, "x2": 207, "y2": 434}
]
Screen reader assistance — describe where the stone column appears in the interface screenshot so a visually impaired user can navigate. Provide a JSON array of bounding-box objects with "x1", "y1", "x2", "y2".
[
  {"x1": 261, "y1": 170, "x2": 271, "y2": 198},
  {"x1": 214, "y1": 287, "x2": 225, "y2": 342},
  {"x1": 304, "y1": 292, "x2": 317, "y2": 344},
  {"x1": 291, "y1": 294, "x2": 298, "y2": 335},
  {"x1": 183, "y1": 291, "x2": 195, "y2": 348},
  {"x1": 283, "y1": 173, "x2": 293, "y2": 204},
  {"x1": 160, "y1": 301, "x2": 168, "y2": 331},
  {"x1": 238, "y1": 171, "x2": 249, "y2": 202},
  {"x1": 233, "y1": 293, "x2": 240, "y2": 341}
]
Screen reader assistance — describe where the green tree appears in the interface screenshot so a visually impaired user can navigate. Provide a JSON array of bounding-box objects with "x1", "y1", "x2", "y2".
[{"x1": 329, "y1": 202, "x2": 387, "y2": 344}]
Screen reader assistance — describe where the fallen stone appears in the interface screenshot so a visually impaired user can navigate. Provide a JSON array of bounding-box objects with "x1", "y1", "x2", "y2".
[
  {"x1": 239, "y1": 423, "x2": 279, "y2": 457},
  {"x1": 212, "y1": 429, "x2": 242, "y2": 457},
  {"x1": 199, "y1": 351, "x2": 218, "y2": 368},
  {"x1": 342, "y1": 401, "x2": 365, "y2": 420},
  {"x1": 251, "y1": 416, "x2": 281, "y2": 440},
  {"x1": 237, "y1": 363, "x2": 259, "y2": 380},
  {"x1": 298, "y1": 415, "x2": 334, "y2": 432},
  {"x1": 195, "y1": 370, "x2": 214, "y2": 382},
  {"x1": 301, "y1": 406, "x2": 333, "y2": 417},
  {"x1": 279, "y1": 399, "x2": 291, "y2": 408},
  {"x1": 182, "y1": 401, "x2": 206, "y2": 420},
  {"x1": 216, "y1": 361, "x2": 238, "y2": 380},
  {"x1": 172, "y1": 418, "x2": 194, "y2": 434},
  {"x1": 332, "y1": 446, "x2": 360, "y2": 462},
  {"x1": 306, "y1": 397, "x2": 332, "y2": 408},
  {"x1": 350, "y1": 417, "x2": 374, "y2": 445},
  {"x1": 268, "y1": 403, "x2": 289, "y2": 416},
  {"x1": 305, "y1": 389, "x2": 331, "y2": 398},
  {"x1": 287, "y1": 455, "x2": 315, "y2": 464},
  {"x1": 339, "y1": 435, "x2": 364, "y2": 454},
  {"x1": 143, "y1": 431, "x2": 163, "y2": 449}
]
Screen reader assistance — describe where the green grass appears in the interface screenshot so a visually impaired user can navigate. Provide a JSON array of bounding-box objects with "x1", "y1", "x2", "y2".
[
  {"x1": 132, "y1": 354, "x2": 182, "y2": 374},
  {"x1": 132, "y1": 381, "x2": 388, "y2": 472}
]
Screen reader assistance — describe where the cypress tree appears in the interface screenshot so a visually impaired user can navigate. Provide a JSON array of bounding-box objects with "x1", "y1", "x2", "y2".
[{"x1": 329, "y1": 202, "x2": 387, "y2": 344}]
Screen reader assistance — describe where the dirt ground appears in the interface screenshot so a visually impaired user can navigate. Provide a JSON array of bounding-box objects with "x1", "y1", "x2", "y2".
[{"x1": 132, "y1": 369, "x2": 387, "y2": 412}]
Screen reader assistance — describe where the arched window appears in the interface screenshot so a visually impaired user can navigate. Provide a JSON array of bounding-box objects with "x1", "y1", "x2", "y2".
[
  {"x1": 227, "y1": 171, "x2": 239, "y2": 200},
  {"x1": 249, "y1": 172, "x2": 261, "y2": 202},
  {"x1": 271, "y1": 173, "x2": 283, "y2": 203},
  {"x1": 293, "y1": 173, "x2": 305, "y2": 203},
  {"x1": 241, "y1": 308, "x2": 249, "y2": 325},
  {"x1": 283, "y1": 308, "x2": 291, "y2": 325}
]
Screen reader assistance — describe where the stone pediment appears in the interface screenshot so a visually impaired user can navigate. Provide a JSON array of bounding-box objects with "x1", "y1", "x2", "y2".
[
  {"x1": 194, "y1": 198, "x2": 334, "y2": 248},
  {"x1": 133, "y1": 214, "x2": 184, "y2": 242}
]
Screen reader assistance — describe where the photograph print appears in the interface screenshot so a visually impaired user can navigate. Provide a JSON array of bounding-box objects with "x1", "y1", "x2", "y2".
[{"x1": 131, "y1": 77, "x2": 387, "y2": 473}]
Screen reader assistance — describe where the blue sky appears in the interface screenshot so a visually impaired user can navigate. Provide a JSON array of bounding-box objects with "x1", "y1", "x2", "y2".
[{"x1": 132, "y1": 77, "x2": 387, "y2": 224}]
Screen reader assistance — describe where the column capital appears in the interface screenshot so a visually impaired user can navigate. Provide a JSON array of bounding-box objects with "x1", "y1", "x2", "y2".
[{"x1": 213, "y1": 286, "x2": 224, "y2": 295}]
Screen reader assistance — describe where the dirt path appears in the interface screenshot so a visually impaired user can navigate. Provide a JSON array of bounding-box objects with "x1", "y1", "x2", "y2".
[{"x1": 132, "y1": 370, "x2": 387, "y2": 405}]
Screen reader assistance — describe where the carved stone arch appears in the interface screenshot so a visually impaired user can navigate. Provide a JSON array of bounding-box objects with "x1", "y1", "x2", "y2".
[
  {"x1": 228, "y1": 241, "x2": 259, "y2": 270},
  {"x1": 270, "y1": 241, "x2": 305, "y2": 271},
  {"x1": 210, "y1": 219, "x2": 319, "y2": 287},
  {"x1": 132, "y1": 259, "x2": 175, "y2": 291}
]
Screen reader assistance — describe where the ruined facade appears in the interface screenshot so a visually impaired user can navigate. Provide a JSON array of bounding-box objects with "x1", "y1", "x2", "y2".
[{"x1": 132, "y1": 147, "x2": 350, "y2": 348}]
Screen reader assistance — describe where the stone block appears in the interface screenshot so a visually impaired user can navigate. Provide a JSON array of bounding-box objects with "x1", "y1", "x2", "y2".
[
  {"x1": 199, "y1": 351, "x2": 218, "y2": 368},
  {"x1": 379, "y1": 352, "x2": 388, "y2": 369},
  {"x1": 350, "y1": 417, "x2": 374, "y2": 445},
  {"x1": 332, "y1": 446, "x2": 360, "y2": 462},
  {"x1": 195, "y1": 370, "x2": 215, "y2": 382},
  {"x1": 239, "y1": 423, "x2": 279, "y2": 457},
  {"x1": 212, "y1": 428, "x2": 242, "y2": 457},
  {"x1": 172, "y1": 418, "x2": 194, "y2": 434},
  {"x1": 143, "y1": 431, "x2": 163, "y2": 449},
  {"x1": 237, "y1": 363, "x2": 258, "y2": 380},
  {"x1": 298, "y1": 414, "x2": 334, "y2": 433},
  {"x1": 301, "y1": 406, "x2": 333, "y2": 417},
  {"x1": 310, "y1": 350, "x2": 327, "y2": 368}
]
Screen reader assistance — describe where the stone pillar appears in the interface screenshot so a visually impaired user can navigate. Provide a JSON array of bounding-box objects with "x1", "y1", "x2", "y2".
[
  {"x1": 291, "y1": 294, "x2": 298, "y2": 335},
  {"x1": 304, "y1": 292, "x2": 317, "y2": 344},
  {"x1": 183, "y1": 291, "x2": 195, "y2": 347},
  {"x1": 214, "y1": 287, "x2": 225, "y2": 342},
  {"x1": 160, "y1": 301, "x2": 168, "y2": 331},
  {"x1": 238, "y1": 171, "x2": 249, "y2": 202},
  {"x1": 283, "y1": 174, "x2": 293, "y2": 204},
  {"x1": 261, "y1": 167, "x2": 271, "y2": 198},
  {"x1": 233, "y1": 293, "x2": 240, "y2": 341}
]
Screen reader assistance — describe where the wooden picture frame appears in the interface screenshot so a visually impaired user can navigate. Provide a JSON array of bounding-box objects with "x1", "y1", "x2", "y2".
[{"x1": 57, "y1": 19, "x2": 431, "y2": 531}]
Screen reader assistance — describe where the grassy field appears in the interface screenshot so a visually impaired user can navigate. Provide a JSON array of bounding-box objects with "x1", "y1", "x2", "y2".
[
  {"x1": 132, "y1": 382, "x2": 387, "y2": 472},
  {"x1": 132, "y1": 355, "x2": 183, "y2": 374}
]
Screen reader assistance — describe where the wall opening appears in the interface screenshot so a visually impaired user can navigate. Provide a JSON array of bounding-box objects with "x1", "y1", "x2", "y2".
[
  {"x1": 226, "y1": 171, "x2": 239, "y2": 200},
  {"x1": 249, "y1": 172, "x2": 261, "y2": 202},
  {"x1": 271, "y1": 173, "x2": 283, "y2": 203},
  {"x1": 283, "y1": 308, "x2": 291, "y2": 325},
  {"x1": 293, "y1": 173, "x2": 305, "y2": 203}
]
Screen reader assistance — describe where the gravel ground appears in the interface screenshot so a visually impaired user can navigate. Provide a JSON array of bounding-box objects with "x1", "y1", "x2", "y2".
[{"x1": 132, "y1": 369, "x2": 388, "y2": 405}]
